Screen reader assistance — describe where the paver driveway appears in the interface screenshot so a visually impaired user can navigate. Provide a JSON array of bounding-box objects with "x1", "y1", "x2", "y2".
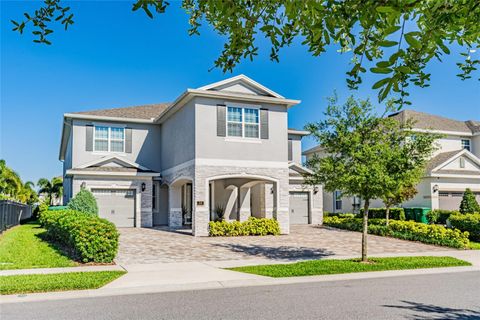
[{"x1": 115, "y1": 225, "x2": 450, "y2": 265}]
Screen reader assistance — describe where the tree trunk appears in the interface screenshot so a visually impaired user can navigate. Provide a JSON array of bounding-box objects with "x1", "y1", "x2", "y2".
[
  {"x1": 385, "y1": 205, "x2": 390, "y2": 226},
  {"x1": 362, "y1": 199, "x2": 370, "y2": 262}
]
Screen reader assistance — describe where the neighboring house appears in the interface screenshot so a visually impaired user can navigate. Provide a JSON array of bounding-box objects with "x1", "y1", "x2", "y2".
[
  {"x1": 303, "y1": 110, "x2": 480, "y2": 213},
  {"x1": 59, "y1": 75, "x2": 322, "y2": 235}
]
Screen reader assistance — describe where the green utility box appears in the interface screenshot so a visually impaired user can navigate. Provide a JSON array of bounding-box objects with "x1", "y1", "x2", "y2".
[
  {"x1": 404, "y1": 208, "x2": 415, "y2": 221},
  {"x1": 48, "y1": 206, "x2": 68, "y2": 211},
  {"x1": 414, "y1": 207, "x2": 431, "y2": 224}
]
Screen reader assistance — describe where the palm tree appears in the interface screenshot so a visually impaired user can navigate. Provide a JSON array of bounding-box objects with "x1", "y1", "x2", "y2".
[{"x1": 37, "y1": 177, "x2": 63, "y2": 205}]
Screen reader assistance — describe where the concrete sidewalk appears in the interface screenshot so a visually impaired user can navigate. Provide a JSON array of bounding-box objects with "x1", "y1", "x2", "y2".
[{"x1": 2, "y1": 250, "x2": 480, "y2": 304}]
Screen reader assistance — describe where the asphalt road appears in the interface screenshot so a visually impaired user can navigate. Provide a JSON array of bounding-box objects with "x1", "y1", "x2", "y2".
[{"x1": 2, "y1": 271, "x2": 480, "y2": 320}]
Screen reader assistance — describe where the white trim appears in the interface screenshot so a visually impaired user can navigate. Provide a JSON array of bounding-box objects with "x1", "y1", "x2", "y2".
[
  {"x1": 288, "y1": 129, "x2": 310, "y2": 136},
  {"x1": 288, "y1": 162, "x2": 313, "y2": 174},
  {"x1": 430, "y1": 173, "x2": 480, "y2": 179},
  {"x1": 410, "y1": 128, "x2": 473, "y2": 137},
  {"x1": 64, "y1": 113, "x2": 155, "y2": 123},
  {"x1": 431, "y1": 149, "x2": 480, "y2": 172},
  {"x1": 224, "y1": 138, "x2": 262, "y2": 144},
  {"x1": 197, "y1": 74, "x2": 285, "y2": 99},
  {"x1": 93, "y1": 125, "x2": 126, "y2": 153},
  {"x1": 195, "y1": 158, "x2": 288, "y2": 168},
  {"x1": 67, "y1": 170, "x2": 160, "y2": 177},
  {"x1": 76, "y1": 155, "x2": 149, "y2": 171}
]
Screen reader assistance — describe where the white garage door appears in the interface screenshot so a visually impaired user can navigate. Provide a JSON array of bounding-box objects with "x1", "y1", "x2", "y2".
[
  {"x1": 289, "y1": 192, "x2": 309, "y2": 224},
  {"x1": 439, "y1": 191, "x2": 464, "y2": 211},
  {"x1": 92, "y1": 189, "x2": 136, "y2": 227}
]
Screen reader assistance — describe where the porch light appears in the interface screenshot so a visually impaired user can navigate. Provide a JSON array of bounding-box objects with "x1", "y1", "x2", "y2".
[
  {"x1": 432, "y1": 184, "x2": 439, "y2": 193},
  {"x1": 313, "y1": 186, "x2": 319, "y2": 194},
  {"x1": 270, "y1": 187, "x2": 274, "y2": 194},
  {"x1": 141, "y1": 182, "x2": 146, "y2": 192}
]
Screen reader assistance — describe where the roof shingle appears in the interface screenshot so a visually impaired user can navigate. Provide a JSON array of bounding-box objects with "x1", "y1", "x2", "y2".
[
  {"x1": 72, "y1": 103, "x2": 171, "y2": 120},
  {"x1": 389, "y1": 110, "x2": 473, "y2": 134}
]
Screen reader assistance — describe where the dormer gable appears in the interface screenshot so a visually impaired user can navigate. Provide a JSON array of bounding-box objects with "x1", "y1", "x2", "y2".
[{"x1": 197, "y1": 74, "x2": 284, "y2": 98}]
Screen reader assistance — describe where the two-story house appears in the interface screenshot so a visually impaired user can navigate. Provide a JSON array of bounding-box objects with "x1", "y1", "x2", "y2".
[
  {"x1": 59, "y1": 75, "x2": 323, "y2": 236},
  {"x1": 303, "y1": 110, "x2": 480, "y2": 213}
]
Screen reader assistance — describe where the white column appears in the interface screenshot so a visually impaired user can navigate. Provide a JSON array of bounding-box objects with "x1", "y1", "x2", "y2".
[
  {"x1": 168, "y1": 185, "x2": 182, "y2": 228},
  {"x1": 238, "y1": 186, "x2": 251, "y2": 222},
  {"x1": 264, "y1": 183, "x2": 274, "y2": 219}
]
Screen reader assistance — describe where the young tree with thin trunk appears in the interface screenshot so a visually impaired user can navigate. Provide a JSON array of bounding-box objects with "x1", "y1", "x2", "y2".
[{"x1": 305, "y1": 96, "x2": 398, "y2": 262}]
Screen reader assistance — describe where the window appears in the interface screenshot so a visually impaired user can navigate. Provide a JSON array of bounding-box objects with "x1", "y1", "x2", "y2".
[
  {"x1": 226, "y1": 106, "x2": 259, "y2": 138},
  {"x1": 334, "y1": 190, "x2": 342, "y2": 211},
  {"x1": 152, "y1": 184, "x2": 156, "y2": 210},
  {"x1": 352, "y1": 196, "x2": 361, "y2": 213},
  {"x1": 94, "y1": 126, "x2": 125, "y2": 152},
  {"x1": 461, "y1": 139, "x2": 471, "y2": 152}
]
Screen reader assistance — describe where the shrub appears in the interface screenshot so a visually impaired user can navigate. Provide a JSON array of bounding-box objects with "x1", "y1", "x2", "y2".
[
  {"x1": 360, "y1": 207, "x2": 405, "y2": 221},
  {"x1": 324, "y1": 217, "x2": 469, "y2": 249},
  {"x1": 426, "y1": 209, "x2": 458, "y2": 225},
  {"x1": 323, "y1": 211, "x2": 358, "y2": 218},
  {"x1": 449, "y1": 213, "x2": 480, "y2": 241},
  {"x1": 39, "y1": 209, "x2": 119, "y2": 263},
  {"x1": 67, "y1": 189, "x2": 98, "y2": 215},
  {"x1": 459, "y1": 189, "x2": 480, "y2": 214},
  {"x1": 209, "y1": 217, "x2": 280, "y2": 236}
]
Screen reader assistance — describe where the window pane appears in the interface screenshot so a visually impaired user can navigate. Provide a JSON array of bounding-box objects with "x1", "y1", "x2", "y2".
[
  {"x1": 227, "y1": 107, "x2": 242, "y2": 122},
  {"x1": 94, "y1": 140, "x2": 108, "y2": 151},
  {"x1": 95, "y1": 126, "x2": 108, "y2": 139},
  {"x1": 110, "y1": 140, "x2": 124, "y2": 152},
  {"x1": 227, "y1": 123, "x2": 242, "y2": 137},
  {"x1": 244, "y1": 124, "x2": 259, "y2": 138},
  {"x1": 244, "y1": 108, "x2": 259, "y2": 123},
  {"x1": 111, "y1": 127, "x2": 124, "y2": 140}
]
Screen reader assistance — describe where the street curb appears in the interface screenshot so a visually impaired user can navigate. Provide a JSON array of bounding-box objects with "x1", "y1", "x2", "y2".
[
  {"x1": 0, "y1": 265, "x2": 124, "y2": 276},
  {"x1": 2, "y1": 265, "x2": 479, "y2": 304}
]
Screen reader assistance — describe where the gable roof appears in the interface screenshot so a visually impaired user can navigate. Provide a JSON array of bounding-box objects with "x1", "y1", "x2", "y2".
[
  {"x1": 197, "y1": 74, "x2": 285, "y2": 99},
  {"x1": 388, "y1": 110, "x2": 474, "y2": 134},
  {"x1": 70, "y1": 103, "x2": 170, "y2": 121},
  {"x1": 425, "y1": 150, "x2": 464, "y2": 173},
  {"x1": 67, "y1": 156, "x2": 159, "y2": 177}
]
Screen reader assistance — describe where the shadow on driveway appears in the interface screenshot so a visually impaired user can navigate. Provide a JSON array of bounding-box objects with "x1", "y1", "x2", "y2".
[
  {"x1": 210, "y1": 243, "x2": 334, "y2": 261},
  {"x1": 383, "y1": 300, "x2": 480, "y2": 319}
]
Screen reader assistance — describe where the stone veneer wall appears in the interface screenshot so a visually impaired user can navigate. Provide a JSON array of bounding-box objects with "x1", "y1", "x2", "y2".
[{"x1": 72, "y1": 176, "x2": 153, "y2": 227}]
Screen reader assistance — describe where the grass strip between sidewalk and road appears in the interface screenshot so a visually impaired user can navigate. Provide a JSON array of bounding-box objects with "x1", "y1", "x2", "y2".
[
  {"x1": 0, "y1": 222, "x2": 77, "y2": 270},
  {"x1": 0, "y1": 271, "x2": 126, "y2": 295},
  {"x1": 228, "y1": 256, "x2": 471, "y2": 278}
]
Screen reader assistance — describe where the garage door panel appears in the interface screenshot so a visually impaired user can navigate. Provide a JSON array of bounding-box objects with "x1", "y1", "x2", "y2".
[
  {"x1": 92, "y1": 189, "x2": 135, "y2": 227},
  {"x1": 439, "y1": 191, "x2": 463, "y2": 211},
  {"x1": 289, "y1": 192, "x2": 309, "y2": 225}
]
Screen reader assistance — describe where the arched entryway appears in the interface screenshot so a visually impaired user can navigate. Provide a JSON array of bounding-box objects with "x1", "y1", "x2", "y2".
[{"x1": 206, "y1": 175, "x2": 279, "y2": 223}]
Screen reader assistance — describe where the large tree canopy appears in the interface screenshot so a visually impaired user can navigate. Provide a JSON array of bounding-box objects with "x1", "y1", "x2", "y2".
[{"x1": 11, "y1": 0, "x2": 480, "y2": 105}]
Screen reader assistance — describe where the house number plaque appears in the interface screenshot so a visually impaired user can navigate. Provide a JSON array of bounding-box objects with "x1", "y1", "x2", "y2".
[{"x1": 196, "y1": 201, "x2": 205, "y2": 206}]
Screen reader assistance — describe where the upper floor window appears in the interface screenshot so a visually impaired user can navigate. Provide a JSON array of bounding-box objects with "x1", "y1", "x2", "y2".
[
  {"x1": 227, "y1": 106, "x2": 259, "y2": 138},
  {"x1": 461, "y1": 139, "x2": 471, "y2": 152},
  {"x1": 94, "y1": 126, "x2": 125, "y2": 152}
]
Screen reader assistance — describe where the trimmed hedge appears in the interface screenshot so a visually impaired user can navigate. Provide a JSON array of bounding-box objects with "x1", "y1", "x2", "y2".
[
  {"x1": 426, "y1": 209, "x2": 458, "y2": 225},
  {"x1": 39, "y1": 209, "x2": 119, "y2": 263},
  {"x1": 209, "y1": 217, "x2": 280, "y2": 236},
  {"x1": 449, "y1": 213, "x2": 480, "y2": 242},
  {"x1": 360, "y1": 207, "x2": 405, "y2": 221},
  {"x1": 67, "y1": 189, "x2": 98, "y2": 216},
  {"x1": 324, "y1": 216, "x2": 470, "y2": 249}
]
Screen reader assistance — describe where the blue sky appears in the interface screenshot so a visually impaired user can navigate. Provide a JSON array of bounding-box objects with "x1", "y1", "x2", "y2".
[{"x1": 1, "y1": 1, "x2": 479, "y2": 184}]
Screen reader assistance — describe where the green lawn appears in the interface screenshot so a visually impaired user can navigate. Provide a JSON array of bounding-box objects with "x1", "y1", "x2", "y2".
[
  {"x1": 0, "y1": 271, "x2": 126, "y2": 295},
  {"x1": 470, "y1": 241, "x2": 480, "y2": 250},
  {"x1": 0, "y1": 222, "x2": 77, "y2": 270},
  {"x1": 229, "y1": 256, "x2": 471, "y2": 278}
]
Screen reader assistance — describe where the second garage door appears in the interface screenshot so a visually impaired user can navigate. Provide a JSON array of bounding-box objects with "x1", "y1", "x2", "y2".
[
  {"x1": 289, "y1": 192, "x2": 309, "y2": 224},
  {"x1": 92, "y1": 189, "x2": 136, "y2": 227}
]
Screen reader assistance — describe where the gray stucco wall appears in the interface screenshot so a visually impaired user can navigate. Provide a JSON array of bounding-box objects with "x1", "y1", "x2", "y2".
[
  {"x1": 160, "y1": 100, "x2": 196, "y2": 170},
  {"x1": 288, "y1": 134, "x2": 303, "y2": 164},
  {"x1": 194, "y1": 97, "x2": 288, "y2": 162},
  {"x1": 71, "y1": 119, "x2": 162, "y2": 172}
]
